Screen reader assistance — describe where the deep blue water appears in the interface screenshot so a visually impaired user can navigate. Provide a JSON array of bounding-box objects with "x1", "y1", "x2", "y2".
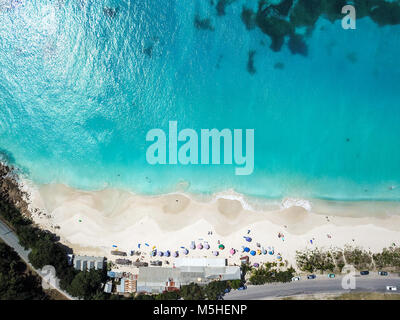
[{"x1": 0, "y1": 0, "x2": 400, "y2": 200}]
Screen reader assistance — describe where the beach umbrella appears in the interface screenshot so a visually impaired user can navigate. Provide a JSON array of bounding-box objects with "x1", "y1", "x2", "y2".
[
  {"x1": 190, "y1": 241, "x2": 196, "y2": 250},
  {"x1": 244, "y1": 247, "x2": 250, "y2": 253},
  {"x1": 158, "y1": 251, "x2": 164, "y2": 257},
  {"x1": 262, "y1": 248, "x2": 267, "y2": 255},
  {"x1": 244, "y1": 237, "x2": 252, "y2": 242},
  {"x1": 172, "y1": 251, "x2": 179, "y2": 257},
  {"x1": 277, "y1": 255, "x2": 282, "y2": 261},
  {"x1": 181, "y1": 248, "x2": 189, "y2": 255},
  {"x1": 151, "y1": 250, "x2": 157, "y2": 256},
  {"x1": 230, "y1": 248, "x2": 236, "y2": 255},
  {"x1": 250, "y1": 250, "x2": 256, "y2": 256},
  {"x1": 213, "y1": 251, "x2": 219, "y2": 256},
  {"x1": 145, "y1": 243, "x2": 149, "y2": 246},
  {"x1": 197, "y1": 243, "x2": 203, "y2": 249},
  {"x1": 257, "y1": 249, "x2": 262, "y2": 255},
  {"x1": 219, "y1": 244, "x2": 225, "y2": 250},
  {"x1": 137, "y1": 244, "x2": 140, "y2": 248},
  {"x1": 112, "y1": 245, "x2": 118, "y2": 248},
  {"x1": 204, "y1": 242, "x2": 210, "y2": 250},
  {"x1": 253, "y1": 263, "x2": 259, "y2": 268},
  {"x1": 165, "y1": 250, "x2": 170, "y2": 257}
]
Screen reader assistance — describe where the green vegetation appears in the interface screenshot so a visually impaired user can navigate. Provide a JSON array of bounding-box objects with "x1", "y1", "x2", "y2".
[
  {"x1": 247, "y1": 262, "x2": 295, "y2": 285},
  {"x1": 343, "y1": 246, "x2": 373, "y2": 270},
  {"x1": 0, "y1": 241, "x2": 48, "y2": 300},
  {"x1": 67, "y1": 269, "x2": 107, "y2": 300},
  {"x1": 296, "y1": 249, "x2": 337, "y2": 273},
  {"x1": 0, "y1": 164, "x2": 107, "y2": 300},
  {"x1": 296, "y1": 246, "x2": 400, "y2": 273},
  {"x1": 180, "y1": 282, "x2": 206, "y2": 300},
  {"x1": 372, "y1": 246, "x2": 400, "y2": 270}
]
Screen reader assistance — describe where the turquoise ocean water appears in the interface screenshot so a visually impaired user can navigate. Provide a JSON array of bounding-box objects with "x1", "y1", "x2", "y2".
[{"x1": 0, "y1": 0, "x2": 399, "y2": 201}]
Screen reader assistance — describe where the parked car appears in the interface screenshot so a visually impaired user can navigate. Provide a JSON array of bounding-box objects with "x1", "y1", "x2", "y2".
[
  {"x1": 328, "y1": 273, "x2": 335, "y2": 278},
  {"x1": 360, "y1": 271, "x2": 369, "y2": 275},
  {"x1": 238, "y1": 285, "x2": 247, "y2": 290},
  {"x1": 307, "y1": 274, "x2": 316, "y2": 279},
  {"x1": 291, "y1": 276, "x2": 300, "y2": 281},
  {"x1": 378, "y1": 271, "x2": 388, "y2": 276},
  {"x1": 386, "y1": 286, "x2": 397, "y2": 291}
]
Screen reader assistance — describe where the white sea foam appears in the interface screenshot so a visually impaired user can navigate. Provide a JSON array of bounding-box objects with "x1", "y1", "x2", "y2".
[
  {"x1": 280, "y1": 198, "x2": 312, "y2": 211},
  {"x1": 213, "y1": 190, "x2": 256, "y2": 211}
]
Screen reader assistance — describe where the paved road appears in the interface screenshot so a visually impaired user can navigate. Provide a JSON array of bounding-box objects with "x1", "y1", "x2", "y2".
[
  {"x1": 0, "y1": 219, "x2": 75, "y2": 300},
  {"x1": 225, "y1": 276, "x2": 400, "y2": 300}
]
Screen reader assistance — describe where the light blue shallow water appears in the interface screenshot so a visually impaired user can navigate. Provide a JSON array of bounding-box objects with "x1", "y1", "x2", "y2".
[{"x1": 0, "y1": 0, "x2": 400, "y2": 200}]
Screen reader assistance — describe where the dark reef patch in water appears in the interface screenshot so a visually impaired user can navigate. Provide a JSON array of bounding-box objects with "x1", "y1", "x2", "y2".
[
  {"x1": 241, "y1": 7, "x2": 256, "y2": 30},
  {"x1": 346, "y1": 52, "x2": 358, "y2": 64},
  {"x1": 288, "y1": 33, "x2": 308, "y2": 56},
  {"x1": 216, "y1": 0, "x2": 236, "y2": 16},
  {"x1": 216, "y1": 54, "x2": 223, "y2": 69},
  {"x1": 237, "y1": 0, "x2": 400, "y2": 57},
  {"x1": 103, "y1": 7, "x2": 118, "y2": 18},
  {"x1": 274, "y1": 62, "x2": 285, "y2": 70},
  {"x1": 370, "y1": 2, "x2": 400, "y2": 26},
  {"x1": 255, "y1": 1, "x2": 294, "y2": 52},
  {"x1": 247, "y1": 50, "x2": 256, "y2": 75},
  {"x1": 143, "y1": 43, "x2": 154, "y2": 58},
  {"x1": 194, "y1": 14, "x2": 215, "y2": 31}
]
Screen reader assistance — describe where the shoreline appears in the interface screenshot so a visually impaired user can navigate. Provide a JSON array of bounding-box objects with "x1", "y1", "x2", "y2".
[
  {"x1": 3, "y1": 160, "x2": 400, "y2": 271},
  {"x1": 21, "y1": 178, "x2": 400, "y2": 270}
]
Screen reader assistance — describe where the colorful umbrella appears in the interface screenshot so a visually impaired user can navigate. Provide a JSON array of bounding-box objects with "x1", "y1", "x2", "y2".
[
  {"x1": 250, "y1": 250, "x2": 256, "y2": 256},
  {"x1": 253, "y1": 263, "x2": 259, "y2": 267},
  {"x1": 213, "y1": 251, "x2": 219, "y2": 256},
  {"x1": 244, "y1": 237, "x2": 252, "y2": 242},
  {"x1": 165, "y1": 250, "x2": 170, "y2": 257},
  {"x1": 244, "y1": 247, "x2": 250, "y2": 252},
  {"x1": 219, "y1": 244, "x2": 225, "y2": 250},
  {"x1": 197, "y1": 243, "x2": 203, "y2": 249},
  {"x1": 230, "y1": 248, "x2": 236, "y2": 255},
  {"x1": 204, "y1": 242, "x2": 210, "y2": 250},
  {"x1": 172, "y1": 251, "x2": 179, "y2": 257}
]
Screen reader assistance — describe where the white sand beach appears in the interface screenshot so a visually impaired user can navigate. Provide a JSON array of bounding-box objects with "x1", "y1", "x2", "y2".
[{"x1": 23, "y1": 180, "x2": 400, "y2": 270}]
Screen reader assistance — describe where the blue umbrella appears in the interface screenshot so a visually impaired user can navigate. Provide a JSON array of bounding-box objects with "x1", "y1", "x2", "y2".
[
  {"x1": 244, "y1": 237, "x2": 252, "y2": 242},
  {"x1": 158, "y1": 251, "x2": 164, "y2": 257},
  {"x1": 244, "y1": 247, "x2": 250, "y2": 252},
  {"x1": 250, "y1": 250, "x2": 256, "y2": 256},
  {"x1": 165, "y1": 250, "x2": 171, "y2": 257},
  {"x1": 145, "y1": 243, "x2": 149, "y2": 247}
]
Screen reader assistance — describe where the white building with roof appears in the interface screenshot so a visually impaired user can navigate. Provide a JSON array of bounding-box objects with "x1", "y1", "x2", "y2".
[
  {"x1": 73, "y1": 255, "x2": 104, "y2": 271},
  {"x1": 173, "y1": 258, "x2": 227, "y2": 268}
]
